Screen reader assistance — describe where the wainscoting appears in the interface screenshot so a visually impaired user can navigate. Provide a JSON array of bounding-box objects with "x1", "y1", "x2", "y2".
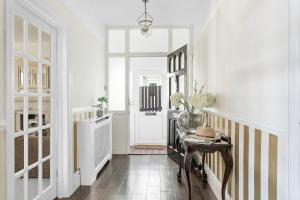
[{"x1": 202, "y1": 110, "x2": 287, "y2": 200}]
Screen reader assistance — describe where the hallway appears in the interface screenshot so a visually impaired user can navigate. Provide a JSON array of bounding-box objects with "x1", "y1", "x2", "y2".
[{"x1": 60, "y1": 155, "x2": 216, "y2": 200}]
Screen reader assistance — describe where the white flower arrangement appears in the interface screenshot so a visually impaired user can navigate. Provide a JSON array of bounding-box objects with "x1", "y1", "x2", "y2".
[
  {"x1": 170, "y1": 92, "x2": 185, "y2": 108},
  {"x1": 170, "y1": 82, "x2": 215, "y2": 113}
]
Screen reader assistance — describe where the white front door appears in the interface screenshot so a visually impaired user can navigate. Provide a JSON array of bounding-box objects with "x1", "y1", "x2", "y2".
[
  {"x1": 129, "y1": 57, "x2": 168, "y2": 146},
  {"x1": 7, "y1": 3, "x2": 57, "y2": 200}
]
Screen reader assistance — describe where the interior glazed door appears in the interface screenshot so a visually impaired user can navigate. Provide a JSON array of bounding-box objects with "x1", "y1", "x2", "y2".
[
  {"x1": 167, "y1": 45, "x2": 188, "y2": 163},
  {"x1": 8, "y1": 4, "x2": 57, "y2": 200}
]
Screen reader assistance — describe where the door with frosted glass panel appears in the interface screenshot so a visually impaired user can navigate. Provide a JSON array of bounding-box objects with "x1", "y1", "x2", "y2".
[{"x1": 12, "y1": 10, "x2": 56, "y2": 200}]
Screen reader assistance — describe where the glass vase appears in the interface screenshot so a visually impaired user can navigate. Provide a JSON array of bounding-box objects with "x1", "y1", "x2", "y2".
[{"x1": 177, "y1": 110, "x2": 207, "y2": 130}]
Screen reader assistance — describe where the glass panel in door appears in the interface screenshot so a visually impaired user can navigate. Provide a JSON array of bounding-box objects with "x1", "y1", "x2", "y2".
[{"x1": 12, "y1": 13, "x2": 55, "y2": 200}]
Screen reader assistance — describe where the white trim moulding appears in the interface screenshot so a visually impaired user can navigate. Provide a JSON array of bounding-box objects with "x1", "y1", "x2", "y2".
[{"x1": 204, "y1": 108, "x2": 287, "y2": 137}]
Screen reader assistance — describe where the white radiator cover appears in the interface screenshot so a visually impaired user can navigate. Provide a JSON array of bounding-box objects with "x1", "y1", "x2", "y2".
[{"x1": 78, "y1": 114, "x2": 112, "y2": 185}]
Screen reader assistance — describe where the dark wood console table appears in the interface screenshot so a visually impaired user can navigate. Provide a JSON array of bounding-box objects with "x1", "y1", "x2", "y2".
[{"x1": 176, "y1": 129, "x2": 233, "y2": 200}]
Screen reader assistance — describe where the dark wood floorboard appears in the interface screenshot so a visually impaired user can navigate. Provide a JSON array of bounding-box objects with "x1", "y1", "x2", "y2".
[{"x1": 58, "y1": 155, "x2": 216, "y2": 200}]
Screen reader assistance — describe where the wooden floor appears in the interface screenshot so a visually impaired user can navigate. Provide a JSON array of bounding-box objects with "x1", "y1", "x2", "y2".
[{"x1": 59, "y1": 155, "x2": 216, "y2": 200}]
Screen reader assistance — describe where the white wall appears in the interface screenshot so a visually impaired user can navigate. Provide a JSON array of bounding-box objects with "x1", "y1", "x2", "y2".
[
  {"x1": 193, "y1": 0, "x2": 289, "y2": 131},
  {"x1": 0, "y1": 0, "x2": 6, "y2": 199},
  {"x1": 46, "y1": 0, "x2": 106, "y2": 109}
]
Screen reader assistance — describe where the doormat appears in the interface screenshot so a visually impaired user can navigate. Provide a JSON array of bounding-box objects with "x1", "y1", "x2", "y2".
[
  {"x1": 129, "y1": 146, "x2": 167, "y2": 155},
  {"x1": 134, "y1": 145, "x2": 164, "y2": 150}
]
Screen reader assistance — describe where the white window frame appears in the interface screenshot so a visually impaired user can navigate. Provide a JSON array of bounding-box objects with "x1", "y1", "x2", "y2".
[{"x1": 105, "y1": 26, "x2": 194, "y2": 114}]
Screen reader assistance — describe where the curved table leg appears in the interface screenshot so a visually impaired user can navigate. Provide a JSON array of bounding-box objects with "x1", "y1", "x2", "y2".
[
  {"x1": 176, "y1": 136, "x2": 182, "y2": 181},
  {"x1": 221, "y1": 151, "x2": 233, "y2": 200},
  {"x1": 201, "y1": 153, "x2": 207, "y2": 183},
  {"x1": 184, "y1": 150, "x2": 193, "y2": 200}
]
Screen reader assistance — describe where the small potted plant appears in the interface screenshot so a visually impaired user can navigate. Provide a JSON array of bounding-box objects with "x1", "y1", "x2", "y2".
[{"x1": 94, "y1": 96, "x2": 108, "y2": 117}]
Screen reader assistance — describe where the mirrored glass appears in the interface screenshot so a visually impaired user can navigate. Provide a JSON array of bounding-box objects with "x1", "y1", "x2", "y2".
[
  {"x1": 14, "y1": 57, "x2": 24, "y2": 93},
  {"x1": 42, "y1": 128, "x2": 50, "y2": 158},
  {"x1": 42, "y1": 31, "x2": 51, "y2": 61},
  {"x1": 14, "y1": 175, "x2": 25, "y2": 200},
  {"x1": 28, "y1": 96, "x2": 39, "y2": 129},
  {"x1": 28, "y1": 131, "x2": 39, "y2": 166},
  {"x1": 28, "y1": 61, "x2": 38, "y2": 93},
  {"x1": 42, "y1": 96, "x2": 51, "y2": 125},
  {"x1": 42, "y1": 64, "x2": 50, "y2": 94},
  {"x1": 14, "y1": 96, "x2": 24, "y2": 133},
  {"x1": 28, "y1": 23, "x2": 39, "y2": 57},
  {"x1": 15, "y1": 135, "x2": 24, "y2": 173},
  {"x1": 14, "y1": 15, "x2": 24, "y2": 52},
  {"x1": 42, "y1": 159, "x2": 51, "y2": 191},
  {"x1": 28, "y1": 166, "x2": 39, "y2": 200}
]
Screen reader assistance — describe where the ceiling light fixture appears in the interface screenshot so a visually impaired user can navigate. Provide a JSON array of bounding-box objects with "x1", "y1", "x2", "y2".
[{"x1": 137, "y1": 0, "x2": 153, "y2": 36}]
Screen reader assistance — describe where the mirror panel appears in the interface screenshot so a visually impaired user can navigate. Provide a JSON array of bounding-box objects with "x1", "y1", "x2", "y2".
[
  {"x1": 14, "y1": 16, "x2": 24, "y2": 52},
  {"x1": 28, "y1": 23, "x2": 39, "y2": 58},
  {"x1": 42, "y1": 31, "x2": 51, "y2": 61}
]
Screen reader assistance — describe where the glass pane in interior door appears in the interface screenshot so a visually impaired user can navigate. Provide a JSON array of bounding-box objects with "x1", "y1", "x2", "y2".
[
  {"x1": 170, "y1": 77, "x2": 177, "y2": 109},
  {"x1": 42, "y1": 159, "x2": 51, "y2": 191},
  {"x1": 28, "y1": 96, "x2": 39, "y2": 129},
  {"x1": 179, "y1": 75, "x2": 185, "y2": 110},
  {"x1": 175, "y1": 55, "x2": 179, "y2": 71},
  {"x1": 42, "y1": 128, "x2": 50, "y2": 158},
  {"x1": 42, "y1": 96, "x2": 51, "y2": 125},
  {"x1": 180, "y1": 53, "x2": 185, "y2": 69},
  {"x1": 15, "y1": 175, "x2": 24, "y2": 200},
  {"x1": 42, "y1": 31, "x2": 51, "y2": 61},
  {"x1": 28, "y1": 131, "x2": 39, "y2": 166},
  {"x1": 28, "y1": 166, "x2": 39, "y2": 200},
  {"x1": 42, "y1": 64, "x2": 50, "y2": 94},
  {"x1": 14, "y1": 15, "x2": 24, "y2": 52},
  {"x1": 179, "y1": 75, "x2": 185, "y2": 94},
  {"x1": 14, "y1": 57, "x2": 24, "y2": 93},
  {"x1": 14, "y1": 96, "x2": 24, "y2": 132},
  {"x1": 28, "y1": 23, "x2": 39, "y2": 58},
  {"x1": 169, "y1": 58, "x2": 173, "y2": 72},
  {"x1": 28, "y1": 61, "x2": 39, "y2": 93},
  {"x1": 15, "y1": 135, "x2": 24, "y2": 173},
  {"x1": 170, "y1": 77, "x2": 177, "y2": 95}
]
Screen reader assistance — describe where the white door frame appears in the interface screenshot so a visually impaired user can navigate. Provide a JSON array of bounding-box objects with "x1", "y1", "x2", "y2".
[
  {"x1": 5, "y1": 0, "x2": 73, "y2": 199},
  {"x1": 288, "y1": 0, "x2": 300, "y2": 199}
]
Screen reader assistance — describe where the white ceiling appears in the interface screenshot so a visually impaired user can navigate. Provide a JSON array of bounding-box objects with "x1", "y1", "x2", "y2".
[{"x1": 60, "y1": 0, "x2": 219, "y2": 38}]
